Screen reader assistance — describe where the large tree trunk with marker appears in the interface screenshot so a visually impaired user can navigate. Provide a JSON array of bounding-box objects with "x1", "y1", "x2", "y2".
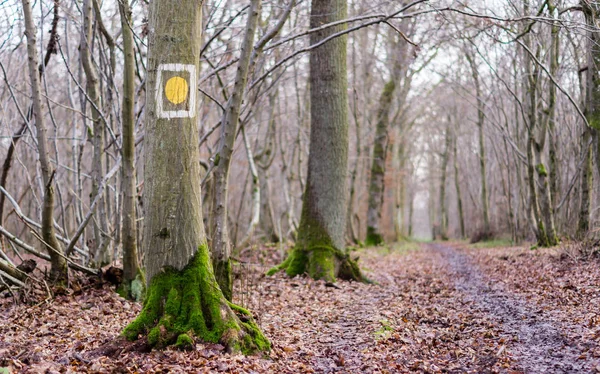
[
  {"x1": 117, "y1": 0, "x2": 142, "y2": 300},
  {"x1": 123, "y1": 0, "x2": 268, "y2": 353},
  {"x1": 268, "y1": 0, "x2": 364, "y2": 282},
  {"x1": 209, "y1": 0, "x2": 261, "y2": 301}
]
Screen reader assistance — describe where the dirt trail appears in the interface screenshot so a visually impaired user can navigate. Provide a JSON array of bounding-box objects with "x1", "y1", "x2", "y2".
[
  {"x1": 2, "y1": 244, "x2": 598, "y2": 373},
  {"x1": 430, "y1": 243, "x2": 593, "y2": 373}
]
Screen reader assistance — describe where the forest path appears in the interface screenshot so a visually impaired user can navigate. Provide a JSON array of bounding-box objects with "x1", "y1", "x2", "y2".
[
  {"x1": 429, "y1": 242, "x2": 595, "y2": 373},
  {"x1": 2, "y1": 243, "x2": 600, "y2": 373}
]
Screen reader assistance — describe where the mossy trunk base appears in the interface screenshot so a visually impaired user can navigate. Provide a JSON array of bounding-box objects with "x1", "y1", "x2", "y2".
[
  {"x1": 213, "y1": 258, "x2": 233, "y2": 302},
  {"x1": 365, "y1": 226, "x2": 384, "y2": 247},
  {"x1": 123, "y1": 247, "x2": 269, "y2": 354},
  {"x1": 117, "y1": 271, "x2": 146, "y2": 302},
  {"x1": 267, "y1": 244, "x2": 366, "y2": 283}
]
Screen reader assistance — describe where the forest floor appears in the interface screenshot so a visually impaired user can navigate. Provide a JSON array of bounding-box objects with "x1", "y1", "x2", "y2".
[{"x1": 2, "y1": 241, "x2": 600, "y2": 373}]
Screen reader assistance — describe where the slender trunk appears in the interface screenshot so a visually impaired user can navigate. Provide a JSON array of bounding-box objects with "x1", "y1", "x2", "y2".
[
  {"x1": 394, "y1": 140, "x2": 407, "y2": 241},
  {"x1": 453, "y1": 125, "x2": 465, "y2": 239},
  {"x1": 365, "y1": 80, "x2": 396, "y2": 245},
  {"x1": 81, "y1": 0, "x2": 109, "y2": 264},
  {"x1": 578, "y1": 129, "x2": 592, "y2": 238},
  {"x1": 238, "y1": 127, "x2": 260, "y2": 248},
  {"x1": 465, "y1": 51, "x2": 490, "y2": 235},
  {"x1": 548, "y1": 0, "x2": 561, "y2": 222},
  {"x1": 118, "y1": 0, "x2": 141, "y2": 299},
  {"x1": 21, "y1": 0, "x2": 67, "y2": 282},
  {"x1": 582, "y1": 2, "x2": 600, "y2": 237},
  {"x1": 408, "y1": 189, "x2": 414, "y2": 237},
  {"x1": 123, "y1": 0, "x2": 268, "y2": 353},
  {"x1": 439, "y1": 118, "x2": 451, "y2": 240},
  {"x1": 210, "y1": 0, "x2": 261, "y2": 301}
]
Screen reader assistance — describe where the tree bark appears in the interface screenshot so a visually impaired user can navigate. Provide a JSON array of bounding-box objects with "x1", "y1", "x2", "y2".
[
  {"x1": 210, "y1": 0, "x2": 261, "y2": 301},
  {"x1": 582, "y1": 1, "x2": 600, "y2": 239},
  {"x1": 439, "y1": 118, "x2": 451, "y2": 240},
  {"x1": 118, "y1": 0, "x2": 142, "y2": 300},
  {"x1": 365, "y1": 32, "x2": 402, "y2": 246},
  {"x1": 123, "y1": 0, "x2": 268, "y2": 353},
  {"x1": 268, "y1": 0, "x2": 363, "y2": 282},
  {"x1": 81, "y1": 0, "x2": 110, "y2": 264},
  {"x1": 453, "y1": 122, "x2": 465, "y2": 239},
  {"x1": 365, "y1": 79, "x2": 396, "y2": 245},
  {"x1": 21, "y1": 0, "x2": 67, "y2": 282},
  {"x1": 465, "y1": 50, "x2": 491, "y2": 236}
]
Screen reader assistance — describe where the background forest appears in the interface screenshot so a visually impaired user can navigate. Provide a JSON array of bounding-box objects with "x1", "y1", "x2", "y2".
[{"x1": 2, "y1": 0, "x2": 600, "y2": 372}]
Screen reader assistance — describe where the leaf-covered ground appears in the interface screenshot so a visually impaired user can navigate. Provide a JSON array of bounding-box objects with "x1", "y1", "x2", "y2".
[{"x1": 1, "y1": 242, "x2": 600, "y2": 373}]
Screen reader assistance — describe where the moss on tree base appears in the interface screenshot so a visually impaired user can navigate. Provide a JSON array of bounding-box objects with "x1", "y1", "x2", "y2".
[
  {"x1": 117, "y1": 270, "x2": 146, "y2": 302},
  {"x1": 213, "y1": 257, "x2": 233, "y2": 302},
  {"x1": 122, "y1": 245, "x2": 269, "y2": 354},
  {"x1": 365, "y1": 226, "x2": 384, "y2": 247},
  {"x1": 267, "y1": 244, "x2": 367, "y2": 283}
]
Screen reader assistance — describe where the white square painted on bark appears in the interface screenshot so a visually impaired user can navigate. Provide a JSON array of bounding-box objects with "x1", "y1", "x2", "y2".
[{"x1": 156, "y1": 63, "x2": 197, "y2": 119}]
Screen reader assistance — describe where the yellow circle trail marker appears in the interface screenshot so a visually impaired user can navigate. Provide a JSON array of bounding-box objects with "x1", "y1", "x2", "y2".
[{"x1": 164, "y1": 76, "x2": 188, "y2": 104}]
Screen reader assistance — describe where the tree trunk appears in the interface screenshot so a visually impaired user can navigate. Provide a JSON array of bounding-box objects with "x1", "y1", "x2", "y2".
[
  {"x1": 210, "y1": 0, "x2": 261, "y2": 301},
  {"x1": 548, "y1": 0, "x2": 561, "y2": 223},
  {"x1": 118, "y1": 0, "x2": 142, "y2": 300},
  {"x1": 365, "y1": 31, "x2": 402, "y2": 246},
  {"x1": 582, "y1": 1, "x2": 600, "y2": 238},
  {"x1": 453, "y1": 123, "x2": 465, "y2": 239},
  {"x1": 237, "y1": 127, "x2": 260, "y2": 248},
  {"x1": 365, "y1": 80, "x2": 396, "y2": 245},
  {"x1": 123, "y1": 0, "x2": 268, "y2": 353},
  {"x1": 268, "y1": 0, "x2": 363, "y2": 282},
  {"x1": 21, "y1": 0, "x2": 67, "y2": 282},
  {"x1": 465, "y1": 50, "x2": 491, "y2": 236},
  {"x1": 439, "y1": 118, "x2": 451, "y2": 240},
  {"x1": 577, "y1": 128, "x2": 592, "y2": 238},
  {"x1": 81, "y1": 0, "x2": 110, "y2": 264},
  {"x1": 394, "y1": 140, "x2": 407, "y2": 241}
]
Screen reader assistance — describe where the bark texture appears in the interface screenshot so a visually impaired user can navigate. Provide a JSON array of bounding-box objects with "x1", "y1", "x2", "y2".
[
  {"x1": 81, "y1": 0, "x2": 110, "y2": 264},
  {"x1": 268, "y1": 0, "x2": 363, "y2": 282},
  {"x1": 21, "y1": 0, "x2": 67, "y2": 282},
  {"x1": 366, "y1": 80, "x2": 396, "y2": 246},
  {"x1": 210, "y1": 0, "x2": 261, "y2": 301},
  {"x1": 465, "y1": 50, "x2": 491, "y2": 236},
  {"x1": 118, "y1": 0, "x2": 142, "y2": 300},
  {"x1": 124, "y1": 0, "x2": 268, "y2": 353},
  {"x1": 582, "y1": 1, "x2": 600, "y2": 239}
]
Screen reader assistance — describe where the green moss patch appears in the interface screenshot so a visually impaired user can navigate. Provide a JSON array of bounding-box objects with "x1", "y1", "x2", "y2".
[
  {"x1": 365, "y1": 226, "x2": 384, "y2": 246},
  {"x1": 122, "y1": 245, "x2": 269, "y2": 354}
]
